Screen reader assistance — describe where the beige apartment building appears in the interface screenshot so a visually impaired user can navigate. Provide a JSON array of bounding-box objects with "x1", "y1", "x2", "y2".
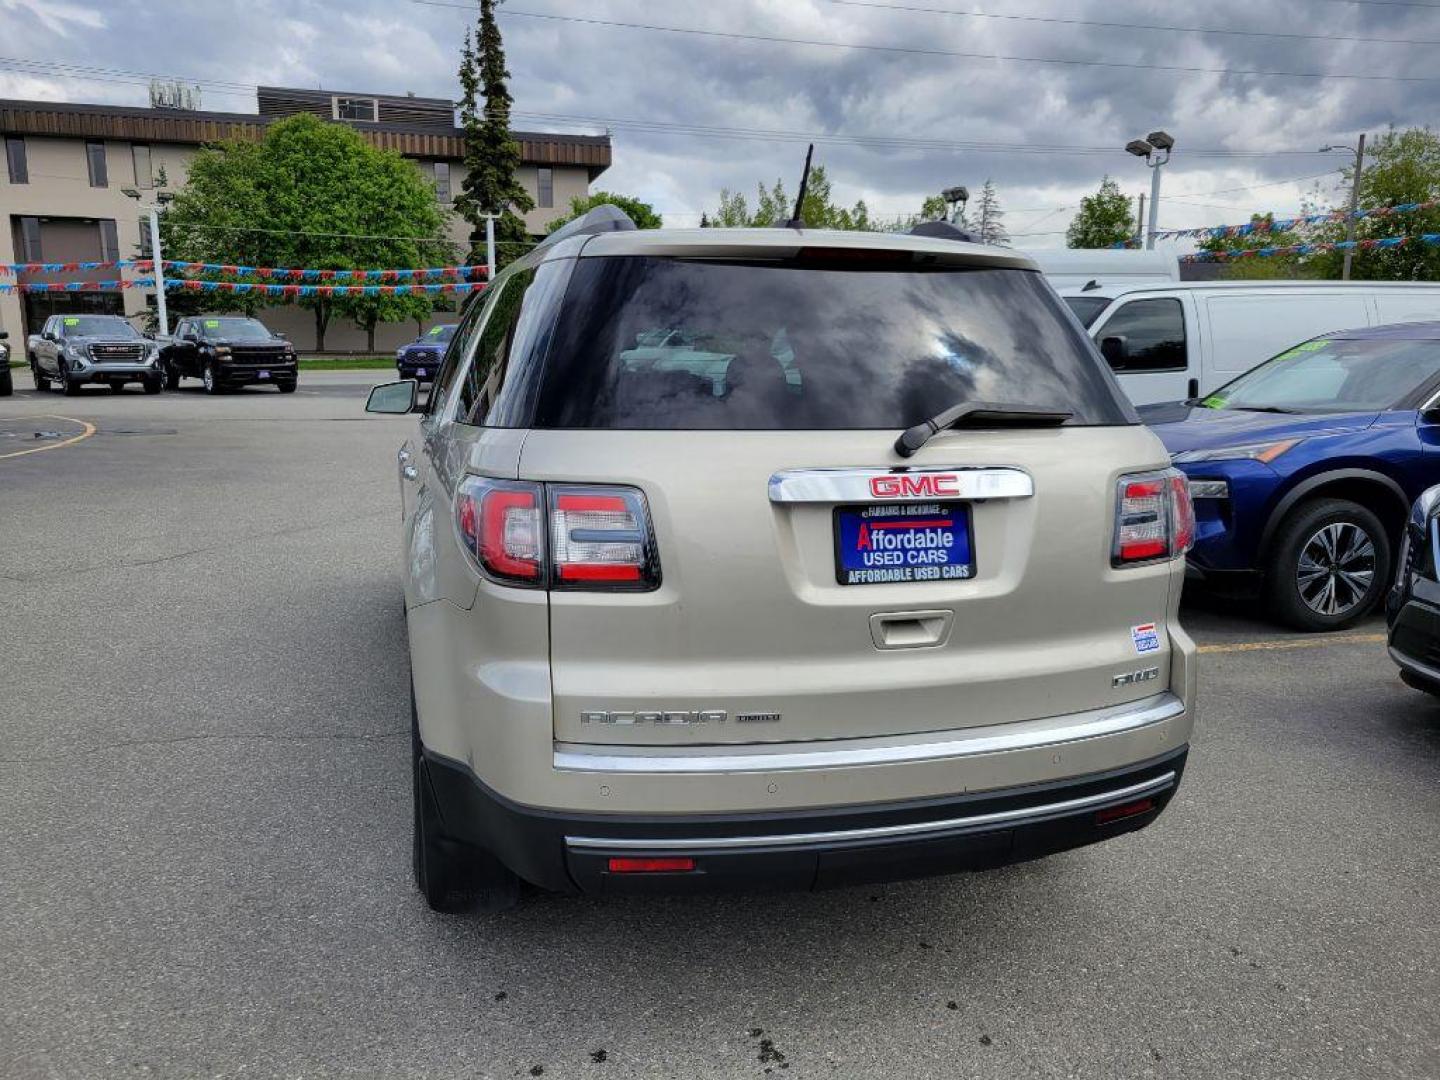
[{"x1": 0, "y1": 87, "x2": 610, "y2": 352}]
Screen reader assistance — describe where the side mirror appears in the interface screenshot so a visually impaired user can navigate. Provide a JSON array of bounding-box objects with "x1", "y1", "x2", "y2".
[
  {"x1": 1421, "y1": 406, "x2": 1440, "y2": 426},
  {"x1": 366, "y1": 379, "x2": 419, "y2": 415},
  {"x1": 275, "y1": 331, "x2": 289, "y2": 341},
  {"x1": 0, "y1": 330, "x2": 8, "y2": 340},
  {"x1": 1099, "y1": 335, "x2": 1129, "y2": 367},
  {"x1": 43, "y1": 331, "x2": 56, "y2": 342}
]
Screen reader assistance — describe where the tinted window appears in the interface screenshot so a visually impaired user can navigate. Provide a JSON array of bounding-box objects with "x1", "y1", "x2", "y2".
[
  {"x1": 425, "y1": 288, "x2": 494, "y2": 416},
  {"x1": 458, "y1": 268, "x2": 535, "y2": 421},
  {"x1": 534, "y1": 257, "x2": 1128, "y2": 429},
  {"x1": 1064, "y1": 295, "x2": 1111, "y2": 328},
  {"x1": 1095, "y1": 298, "x2": 1186, "y2": 372},
  {"x1": 133, "y1": 144, "x2": 152, "y2": 189},
  {"x1": 1205, "y1": 337, "x2": 1440, "y2": 413},
  {"x1": 475, "y1": 259, "x2": 573, "y2": 427}
]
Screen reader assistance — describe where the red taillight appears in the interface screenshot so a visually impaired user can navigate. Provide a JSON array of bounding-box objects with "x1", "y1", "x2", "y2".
[
  {"x1": 456, "y1": 478, "x2": 544, "y2": 585},
  {"x1": 1113, "y1": 468, "x2": 1192, "y2": 566},
  {"x1": 549, "y1": 485, "x2": 658, "y2": 591},
  {"x1": 607, "y1": 856, "x2": 695, "y2": 874},
  {"x1": 456, "y1": 479, "x2": 659, "y2": 591},
  {"x1": 1096, "y1": 798, "x2": 1155, "y2": 825}
]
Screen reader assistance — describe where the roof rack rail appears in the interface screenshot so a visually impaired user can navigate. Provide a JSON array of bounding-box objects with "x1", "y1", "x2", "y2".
[
  {"x1": 908, "y1": 220, "x2": 978, "y2": 243},
  {"x1": 534, "y1": 204, "x2": 636, "y2": 252}
]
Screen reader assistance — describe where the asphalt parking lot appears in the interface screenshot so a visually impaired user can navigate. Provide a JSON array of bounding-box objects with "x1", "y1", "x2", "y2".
[{"x1": 1, "y1": 372, "x2": 1436, "y2": 1080}]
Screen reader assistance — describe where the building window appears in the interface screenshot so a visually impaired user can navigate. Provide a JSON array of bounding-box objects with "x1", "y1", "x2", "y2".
[
  {"x1": 5, "y1": 136, "x2": 27, "y2": 184},
  {"x1": 132, "y1": 144, "x2": 152, "y2": 188},
  {"x1": 536, "y1": 167, "x2": 553, "y2": 209},
  {"x1": 432, "y1": 161, "x2": 451, "y2": 202},
  {"x1": 86, "y1": 141, "x2": 108, "y2": 187},
  {"x1": 333, "y1": 96, "x2": 378, "y2": 122},
  {"x1": 19, "y1": 216, "x2": 42, "y2": 261},
  {"x1": 138, "y1": 216, "x2": 152, "y2": 258},
  {"x1": 99, "y1": 220, "x2": 120, "y2": 262}
]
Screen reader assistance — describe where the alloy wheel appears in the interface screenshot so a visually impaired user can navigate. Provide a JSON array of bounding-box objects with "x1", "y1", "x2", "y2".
[{"x1": 1296, "y1": 521, "x2": 1376, "y2": 617}]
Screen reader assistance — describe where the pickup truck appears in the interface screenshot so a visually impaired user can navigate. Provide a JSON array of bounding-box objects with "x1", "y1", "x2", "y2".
[
  {"x1": 30, "y1": 314, "x2": 163, "y2": 395},
  {"x1": 158, "y1": 315, "x2": 297, "y2": 394}
]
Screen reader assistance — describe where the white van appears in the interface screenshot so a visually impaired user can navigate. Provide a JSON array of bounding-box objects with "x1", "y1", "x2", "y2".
[
  {"x1": 1018, "y1": 248, "x2": 1180, "y2": 291},
  {"x1": 1061, "y1": 280, "x2": 1440, "y2": 405}
]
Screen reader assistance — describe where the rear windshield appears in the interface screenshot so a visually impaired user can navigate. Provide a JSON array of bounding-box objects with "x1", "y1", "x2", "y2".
[
  {"x1": 1063, "y1": 295, "x2": 1112, "y2": 328},
  {"x1": 534, "y1": 257, "x2": 1128, "y2": 429}
]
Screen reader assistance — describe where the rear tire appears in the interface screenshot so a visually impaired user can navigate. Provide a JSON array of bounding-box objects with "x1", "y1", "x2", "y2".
[
  {"x1": 164, "y1": 363, "x2": 181, "y2": 390},
  {"x1": 143, "y1": 375, "x2": 163, "y2": 395},
  {"x1": 410, "y1": 685, "x2": 519, "y2": 913},
  {"x1": 276, "y1": 378, "x2": 297, "y2": 394},
  {"x1": 0, "y1": 364, "x2": 12, "y2": 397},
  {"x1": 108, "y1": 382, "x2": 125, "y2": 394},
  {"x1": 1264, "y1": 498, "x2": 1390, "y2": 632}
]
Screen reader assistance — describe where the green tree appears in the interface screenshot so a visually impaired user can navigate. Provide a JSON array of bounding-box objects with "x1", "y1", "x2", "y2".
[
  {"x1": 1066, "y1": 176, "x2": 1135, "y2": 249},
  {"x1": 1306, "y1": 127, "x2": 1440, "y2": 281},
  {"x1": 973, "y1": 179, "x2": 1008, "y2": 245},
  {"x1": 545, "y1": 191, "x2": 662, "y2": 233},
  {"x1": 160, "y1": 113, "x2": 451, "y2": 350},
  {"x1": 453, "y1": 2, "x2": 535, "y2": 270},
  {"x1": 709, "y1": 165, "x2": 872, "y2": 228}
]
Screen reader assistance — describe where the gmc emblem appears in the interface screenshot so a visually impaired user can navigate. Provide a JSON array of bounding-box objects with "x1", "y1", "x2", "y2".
[{"x1": 869, "y1": 473, "x2": 961, "y2": 499}]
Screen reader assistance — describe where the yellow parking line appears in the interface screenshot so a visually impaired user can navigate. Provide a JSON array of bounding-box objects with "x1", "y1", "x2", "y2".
[
  {"x1": 0, "y1": 415, "x2": 96, "y2": 460},
  {"x1": 1199, "y1": 632, "x2": 1387, "y2": 655}
]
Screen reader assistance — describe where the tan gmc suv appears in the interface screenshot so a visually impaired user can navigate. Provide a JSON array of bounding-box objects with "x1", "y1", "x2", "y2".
[{"x1": 365, "y1": 207, "x2": 1198, "y2": 912}]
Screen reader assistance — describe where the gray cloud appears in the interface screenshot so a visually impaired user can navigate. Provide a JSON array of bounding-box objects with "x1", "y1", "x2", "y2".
[{"x1": 4, "y1": 0, "x2": 1439, "y2": 246}]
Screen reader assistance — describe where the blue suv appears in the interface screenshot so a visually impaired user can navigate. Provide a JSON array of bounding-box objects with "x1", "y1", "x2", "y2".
[
  {"x1": 1145, "y1": 321, "x2": 1440, "y2": 631},
  {"x1": 395, "y1": 324, "x2": 456, "y2": 382}
]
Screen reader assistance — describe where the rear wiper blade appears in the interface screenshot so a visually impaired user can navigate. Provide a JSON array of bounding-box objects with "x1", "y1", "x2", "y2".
[{"x1": 895, "y1": 401, "x2": 1074, "y2": 458}]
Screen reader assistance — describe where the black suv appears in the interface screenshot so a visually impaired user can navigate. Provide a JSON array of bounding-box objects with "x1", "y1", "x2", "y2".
[{"x1": 162, "y1": 316, "x2": 298, "y2": 394}]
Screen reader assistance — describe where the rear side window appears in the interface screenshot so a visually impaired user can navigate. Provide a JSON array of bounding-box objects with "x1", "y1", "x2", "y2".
[
  {"x1": 425, "y1": 288, "x2": 493, "y2": 417},
  {"x1": 1095, "y1": 298, "x2": 1187, "y2": 372},
  {"x1": 533, "y1": 257, "x2": 1129, "y2": 429},
  {"x1": 1064, "y1": 295, "x2": 1112, "y2": 328}
]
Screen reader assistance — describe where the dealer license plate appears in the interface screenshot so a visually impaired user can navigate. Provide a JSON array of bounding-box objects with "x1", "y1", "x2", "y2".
[
  {"x1": 417, "y1": 367, "x2": 427, "y2": 378},
  {"x1": 257, "y1": 370, "x2": 270, "y2": 379},
  {"x1": 834, "y1": 502, "x2": 975, "y2": 586}
]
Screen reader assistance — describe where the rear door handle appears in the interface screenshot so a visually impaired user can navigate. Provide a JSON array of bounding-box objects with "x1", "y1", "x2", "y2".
[{"x1": 869, "y1": 610, "x2": 954, "y2": 650}]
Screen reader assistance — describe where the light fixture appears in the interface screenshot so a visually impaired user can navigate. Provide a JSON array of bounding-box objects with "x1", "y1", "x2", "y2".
[
  {"x1": 1126, "y1": 139, "x2": 1153, "y2": 158},
  {"x1": 1146, "y1": 130, "x2": 1175, "y2": 152}
]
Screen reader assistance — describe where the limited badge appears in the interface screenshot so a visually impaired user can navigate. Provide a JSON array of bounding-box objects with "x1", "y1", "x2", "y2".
[{"x1": 1131, "y1": 623, "x2": 1161, "y2": 654}]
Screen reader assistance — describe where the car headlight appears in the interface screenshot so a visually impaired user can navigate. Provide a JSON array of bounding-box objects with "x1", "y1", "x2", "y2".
[
  {"x1": 0, "y1": 342, "x2": 8, "y2": 362},
  {"x1": 395, "y1": 349, "x2": 405, "y2": 360},
  {"x1": 1171, "y1": 438, "x2": 1302, "y2": 465}
]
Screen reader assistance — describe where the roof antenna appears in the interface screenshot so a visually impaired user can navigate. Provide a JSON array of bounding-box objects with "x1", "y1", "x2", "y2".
[{"x1": 786, "y1": 143, "x2": 814, "y2": 229}]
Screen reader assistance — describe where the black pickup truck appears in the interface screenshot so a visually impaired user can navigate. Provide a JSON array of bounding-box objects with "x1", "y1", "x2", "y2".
[{"x1": 160, "y1": 316, "x2": 298, "y2": 394}]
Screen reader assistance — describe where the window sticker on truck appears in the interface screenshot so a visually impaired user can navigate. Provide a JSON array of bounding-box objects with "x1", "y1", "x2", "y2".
[{"x1": 63, "y1": 318, "x2": 79, "y2": 326}]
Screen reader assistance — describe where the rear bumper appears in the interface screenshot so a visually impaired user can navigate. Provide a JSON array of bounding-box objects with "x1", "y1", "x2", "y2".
[{"x1": 424, "y1": 745, "x2": 1189, "y2": 894}]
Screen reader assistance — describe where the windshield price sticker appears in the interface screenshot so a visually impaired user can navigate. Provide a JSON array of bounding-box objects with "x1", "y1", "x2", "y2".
[
  {"x1": 834, "y1": 502, "x2": 976, "y2": 585},
  {"x1": 204, "y1": 319, "x2": 220, "y2": 328},
  {"x1": 63, "y1": 317, "x2": 80, "y2": 326}
]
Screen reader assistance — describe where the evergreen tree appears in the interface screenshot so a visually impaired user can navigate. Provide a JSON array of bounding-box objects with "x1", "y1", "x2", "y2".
[
  {"x1": 974, "y1": 179, "x2": 1008, "y2": 246},
  {"x1": 453, "y1": 2, "x2": 534, "y2": 270},
  {"x1": 1066, "y1": 176, "x2": 1134, "y2": 249}
]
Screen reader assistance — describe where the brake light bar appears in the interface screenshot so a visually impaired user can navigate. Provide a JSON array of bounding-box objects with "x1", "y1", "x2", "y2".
[
  {"x1": 455, "y1": 478, "x2": 659, "y2": 591},
  {"x1": 1112, "y1": 468, "x2": 1194, "y2": 567}
]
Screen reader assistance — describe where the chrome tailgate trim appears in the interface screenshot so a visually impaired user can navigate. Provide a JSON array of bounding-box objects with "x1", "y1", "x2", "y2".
[{"x1": 553, "y1": 691, "x2": 1183, "y2": 775}]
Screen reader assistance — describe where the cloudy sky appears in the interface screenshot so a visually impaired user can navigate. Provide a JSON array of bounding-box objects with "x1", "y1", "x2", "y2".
[{"x1": 1, "y1": 0, "x2": 1436, "y2": 248}]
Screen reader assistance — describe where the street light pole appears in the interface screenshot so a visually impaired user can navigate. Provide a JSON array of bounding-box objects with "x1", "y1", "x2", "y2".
[
  {"x1": 1126, "y1": 132, "x2": 1174, "y2": 250},
  {"x1": 484, "y1": 214, "x2": 496, "y2": 282},
  {"x1": 1342, "y1": 134, "x2": 1366, "y2": 282},
  {"x1": 146, "y1": 205, "x2": 168, "y2": 336}
]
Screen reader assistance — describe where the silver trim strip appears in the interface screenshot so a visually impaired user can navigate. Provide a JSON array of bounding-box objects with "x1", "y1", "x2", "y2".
[
  {"x1": 767, "y1": 466, "x2": 1033, "y2": 504},
  {"x1": 566, "y1": 771, "x2": 1177, "y2": 852},
  {"x1": 554, "y1": 692, "x2": 1183, "y2": 775}
]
